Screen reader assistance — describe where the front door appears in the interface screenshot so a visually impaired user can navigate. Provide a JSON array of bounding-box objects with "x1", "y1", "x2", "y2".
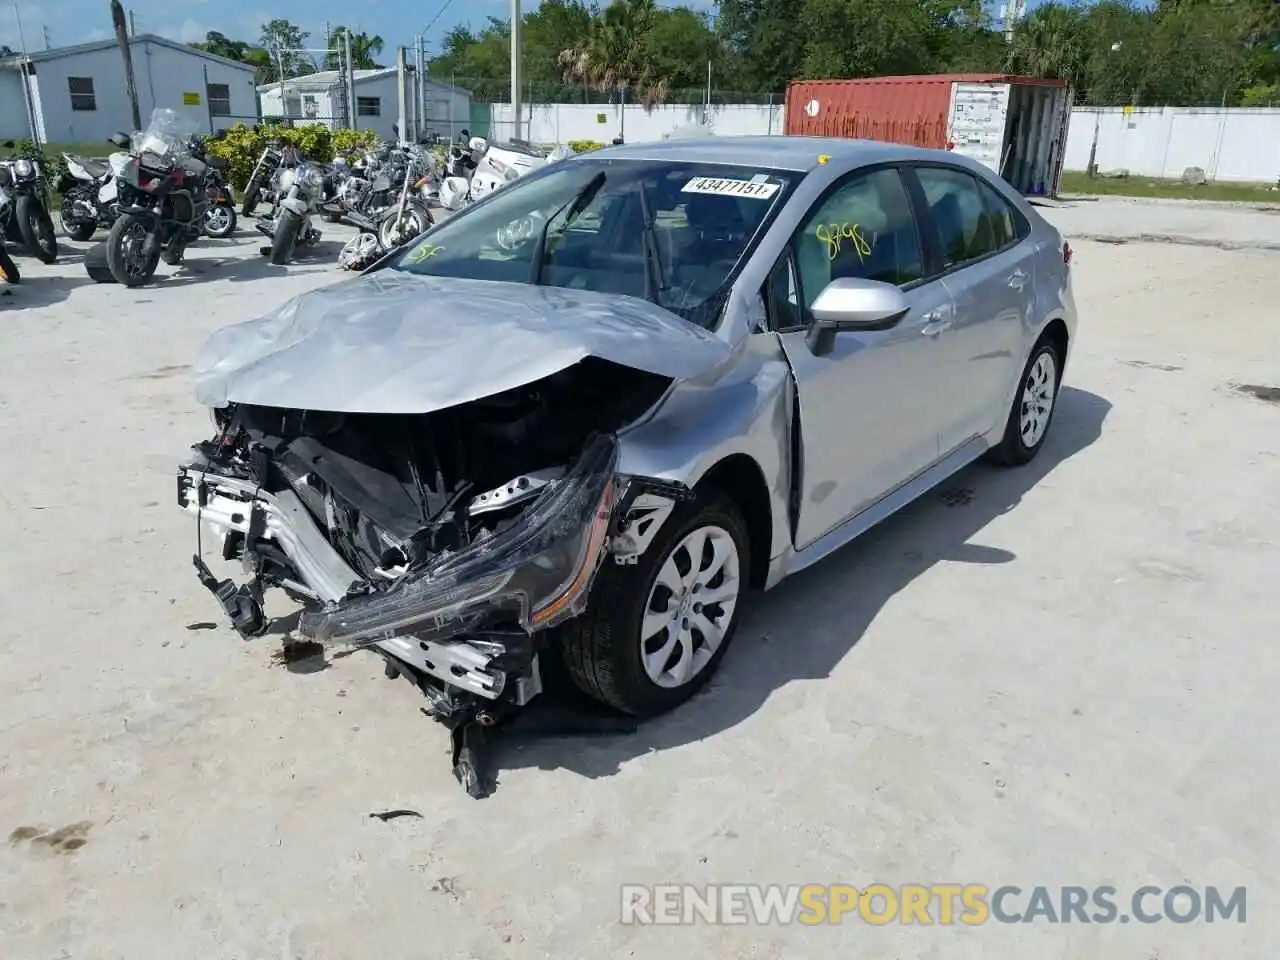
[{"x1": 766, "y1": 166, "x2": 954, "y2": 550}]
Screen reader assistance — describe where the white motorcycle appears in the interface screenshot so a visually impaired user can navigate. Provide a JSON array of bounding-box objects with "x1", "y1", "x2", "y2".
[
  {"x1": 437, "y1": 137, "x2": 573, "y2": 212},
  {"x1": 256, "y1": 161, "x2": 325, "y2": 265}
]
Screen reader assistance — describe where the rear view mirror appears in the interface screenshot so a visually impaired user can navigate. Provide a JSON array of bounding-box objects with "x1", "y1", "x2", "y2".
[{"x1": 806, "y1": 277, "x2": 910, "y2": 356}]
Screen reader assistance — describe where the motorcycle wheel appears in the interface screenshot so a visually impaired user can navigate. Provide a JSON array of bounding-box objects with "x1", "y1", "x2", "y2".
[
  {"x1": 378, "y1": 202, "x2": 430, "y2": 251},
  {"x1": 269, "y1": 209, "x2": 302, "y2": 265},
  {"x1": 63, "y1": 219, "x2": 97, "y2": 242},
  {"x1": 0, "y1": 245, "x2": 19, "y2": 284},
  {"x1": 241, "y1": 178, "x2": 262, "y2": 217},
  {"x1": 16, "y1": 196, "x2": 58, "y2": 263},
  {"x1": 105, "y1": 216, "x2": 160, "y2": 287},
  {"x1": 204, "y1": 201, "x2": 237, "y2": 238}
]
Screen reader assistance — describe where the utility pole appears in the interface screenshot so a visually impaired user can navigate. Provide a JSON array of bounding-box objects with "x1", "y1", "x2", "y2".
[
  {"x1": 510, "y1": 0, "x2": 522, "y2": 141},
  {"x1": 415, "y1": 35, "x2": 425, "y2": 142},
  {"x1": 110, "y1": 0, "x2": 141, "y2": 132},
  {"x1": 42, "y1": 25, "x2": 50, "y2": 50},
  {"x1": 396, "y1": 46, "x2": 408, "y2": 144},
  {"x1": 10, "y1": 0, "x2": 39, "y2": 144},
  {"x1": 344, "y1": 29, "x2": 357, "y2": 131}
]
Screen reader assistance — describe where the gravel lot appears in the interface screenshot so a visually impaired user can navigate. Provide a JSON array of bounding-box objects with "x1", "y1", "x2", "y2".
[{"x1": 2, "y1": 199, "x2": 1278, "y2": 959}]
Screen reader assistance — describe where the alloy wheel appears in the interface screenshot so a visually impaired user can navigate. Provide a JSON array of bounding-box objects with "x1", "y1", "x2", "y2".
[
  {"x1": 120, "y1": 222, "x2": 153, "y2": 279},
  {"x1": 1020, "y1": 350, "x2": 1058, "y2": 448},
  {"x1": 641, "y1": 524, "x2": 742, "y2": 689},
  {"x1": 205, "y1": 206, "x2": 232, "y2": 235}
]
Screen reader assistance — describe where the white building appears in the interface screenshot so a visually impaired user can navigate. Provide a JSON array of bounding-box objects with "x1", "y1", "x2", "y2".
[
  {"x1": 0, "y1": 34, "x2": 258, "y2": 144},
  {"x1": 258, "y1": 68, "x2": 471, "y2": 142}
]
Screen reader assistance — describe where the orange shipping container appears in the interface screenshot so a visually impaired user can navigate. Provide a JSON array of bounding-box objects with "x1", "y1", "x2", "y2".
[{"x1": 785, "y1": 74, "x2": 1073, "y2": 196}]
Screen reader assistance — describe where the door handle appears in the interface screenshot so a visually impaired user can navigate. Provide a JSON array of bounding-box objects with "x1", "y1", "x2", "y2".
[
  {"x1": 1008, "y1": 268, "x2": 1028, "y2": 290},
  {"x1": 921, "y1": 310, "x2": 953, "y2": 337}
]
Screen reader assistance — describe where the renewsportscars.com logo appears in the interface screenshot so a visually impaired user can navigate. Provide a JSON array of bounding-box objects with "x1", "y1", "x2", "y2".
[{"x1": 620, "y1": 884, "x2": 1247, "y2": 926}]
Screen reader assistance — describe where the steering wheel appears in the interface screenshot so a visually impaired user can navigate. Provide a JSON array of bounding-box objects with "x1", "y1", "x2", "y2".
[{"x1": 494, "y1": 211, "x2": 547, "y2": 253}]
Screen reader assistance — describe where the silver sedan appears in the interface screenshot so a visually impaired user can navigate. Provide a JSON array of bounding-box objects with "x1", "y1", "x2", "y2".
[{"x1": 179, "y1": 135, "x2": 1075, "y2": 790}]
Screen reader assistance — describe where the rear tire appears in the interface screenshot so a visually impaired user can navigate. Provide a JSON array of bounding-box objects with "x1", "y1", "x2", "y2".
[
  {"x1": 559, "y1": 490, "x2": 750, "y2": 716},
  {"x1": 16, "y1": 196, "x2": 58, "y2": 263},
  {"x1": 0, "y1": 246, "x2": 20, "y2": 284},
  {"x1": 204, "y1": 201, "x2": 237, "y2": 238},
  {"x1": 269, "y1": 209, "x2": 302, "y2": 265},
  {"x1": 65, "y1": 221, "x2": 97, "y2": 242},
  {"x1": 988, "y1": 336, "x2": 1062, "y2": 467}
]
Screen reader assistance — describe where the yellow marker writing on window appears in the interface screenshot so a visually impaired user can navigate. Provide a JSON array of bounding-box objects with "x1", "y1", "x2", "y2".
[
  {"x1": 404, "y1": 243, "x2": 444, "y2": 264},
  {"x1": 815, "y1": 223, "x2": 871, "y2": 263}
]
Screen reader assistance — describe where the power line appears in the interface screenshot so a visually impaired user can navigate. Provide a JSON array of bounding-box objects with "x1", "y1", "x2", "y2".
[{"x1": 422, "y1": 0, "x2": 460, "y2": 41}]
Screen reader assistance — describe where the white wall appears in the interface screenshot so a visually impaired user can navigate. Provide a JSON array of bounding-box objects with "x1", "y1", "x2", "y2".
[
  {"x1": 482, "y1": 100, "x2": 1277, "y2": 185},
  {"x1": 27, "y1": 40, "x2": 256, "y2": 143},
  {"x1": 421, "y1": 82, "x2": 471, "y2": 140},
  {"x1": 1064, "y1": 107, "x2": 1280, "y2": 183},
  {"x1": 0, "y1": 72, "x2": 32, "y2": 140},
  {"x1": 486, "y1": 101, "x2": 785, "y2": 145}
]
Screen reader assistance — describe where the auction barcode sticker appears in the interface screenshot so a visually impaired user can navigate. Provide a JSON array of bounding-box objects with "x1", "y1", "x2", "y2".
[{"x1": 681, "y1": 177, "x2": 780, "y2": 200}]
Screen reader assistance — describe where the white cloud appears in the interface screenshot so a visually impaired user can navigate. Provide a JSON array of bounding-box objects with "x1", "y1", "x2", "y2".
[{"x1": 160, "y1": 19, "x2": 215, "y2": 44}]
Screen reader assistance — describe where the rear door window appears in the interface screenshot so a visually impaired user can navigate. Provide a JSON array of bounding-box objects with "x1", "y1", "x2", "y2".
[{"x1": 915, "y1": 166, "x2": 998, "y2": 270}]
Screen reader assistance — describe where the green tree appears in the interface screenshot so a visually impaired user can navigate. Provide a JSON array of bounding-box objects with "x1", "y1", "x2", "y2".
[
  {"x1": 324, "y1": 27, "x2": 385, "y2": 71},
  {"x1": 559, "y1": 0, "x2": 669, "y2": 107},
  {"x1": 644, "y1": 6, "x2": 721, "y2": 98},
  {"x1": 259, "y1": 19, "x2": 314, "y2": 82},
  {"x1": 714, "y1": 0, "x2": 805, "y2": 94}
]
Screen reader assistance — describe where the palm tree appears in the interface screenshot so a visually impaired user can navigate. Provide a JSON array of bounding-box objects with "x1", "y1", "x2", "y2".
[
  {"x1": 324, "y1": 27, "x2": 385, "y2": 71},
  {"x1": 559, "y1": 0, "x2": 668, "y2": 108}
]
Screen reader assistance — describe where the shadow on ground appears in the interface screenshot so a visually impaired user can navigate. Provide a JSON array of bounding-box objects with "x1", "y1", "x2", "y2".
[
  {"x1": 0, "y1": 275, "x2": 96, "y2": 308},
  {"x1": 483, "y1": 386, "x2": 1113, "y2": 785}
]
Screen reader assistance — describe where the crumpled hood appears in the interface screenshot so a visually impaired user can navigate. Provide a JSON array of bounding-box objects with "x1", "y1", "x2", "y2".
[{"x1": 193, "y1": 271, "x2": 732, "y2": 414}]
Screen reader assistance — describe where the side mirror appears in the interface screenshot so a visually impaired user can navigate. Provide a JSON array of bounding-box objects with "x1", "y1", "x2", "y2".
[{"x1": 806, "y1": 277, "x2": 909, "y2": 356}]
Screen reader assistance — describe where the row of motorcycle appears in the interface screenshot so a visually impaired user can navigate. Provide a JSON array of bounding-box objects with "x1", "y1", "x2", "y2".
[{"x1": 0, "y1": 111, "x2": 577, "y2": 288}]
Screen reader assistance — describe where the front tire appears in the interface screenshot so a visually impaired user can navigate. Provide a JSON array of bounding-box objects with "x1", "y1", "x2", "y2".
[
  {"x1": 269, "y1": 209, "x2": 302, "y2": 265},
  {"x1": 0, "y1": 245, "x2": 20, "y2": 284},
  {"x1": 241, "y1": 178, "x2": 262, "y2": 217},
  {"x1": 559, "y1": 490, "x2": 750, "y2": 716},
  {"x1": 16, "y1": 196, "x2": 57, "y2": 263},
  {"x1": 105, "y1": 216, "x2": 160, "y2": 287},
  {"x1": 377, "y1": 202, "x2": 430, "y2": 251},
  {"x1": 988, "y1": 336, "x2": 1062, "y2": 466}
]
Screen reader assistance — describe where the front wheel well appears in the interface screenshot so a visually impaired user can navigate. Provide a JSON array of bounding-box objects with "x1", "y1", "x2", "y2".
[{"x1": 695, "y1": 454, "x2": 772, "y2": 589}]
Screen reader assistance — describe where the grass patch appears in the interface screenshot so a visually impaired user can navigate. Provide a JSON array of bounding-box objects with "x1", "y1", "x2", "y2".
[{"x1": 1059, "y1": 170, "x2": 1279, "y2": 203}]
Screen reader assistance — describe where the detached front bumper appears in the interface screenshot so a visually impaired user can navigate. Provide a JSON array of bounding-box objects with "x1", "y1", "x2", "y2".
[{"x1": 177, "y1": 435, "x2": 621, "y2": 703}]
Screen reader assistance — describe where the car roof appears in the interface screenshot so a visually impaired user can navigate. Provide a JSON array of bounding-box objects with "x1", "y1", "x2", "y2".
[{"x1": 585, "y1": 136, "x2": 942, "y2": 173}]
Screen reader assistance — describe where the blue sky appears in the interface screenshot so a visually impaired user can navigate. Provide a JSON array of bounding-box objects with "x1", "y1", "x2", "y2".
[{"x1": 2, "y1": 0, "x2": 1069, "y2": 62}]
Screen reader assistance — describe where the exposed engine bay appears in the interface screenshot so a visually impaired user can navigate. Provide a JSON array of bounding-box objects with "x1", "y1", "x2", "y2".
[{"x1": 178, "y1": 357, "x2": 687, "y2": 796}]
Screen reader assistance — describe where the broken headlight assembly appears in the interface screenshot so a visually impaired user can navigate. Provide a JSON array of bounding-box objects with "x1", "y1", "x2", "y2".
[{"x1": 298, "y1": 434, "x2": 620, "y2": 646}]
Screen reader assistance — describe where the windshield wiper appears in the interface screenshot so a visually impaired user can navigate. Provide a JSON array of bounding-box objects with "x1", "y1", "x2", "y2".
[
  {"x1": 529, "y1": 170, "x2": 606, "y2": 285},
  {"x1": 635, "y1": 182, "x2": 667, "y2": 305}
]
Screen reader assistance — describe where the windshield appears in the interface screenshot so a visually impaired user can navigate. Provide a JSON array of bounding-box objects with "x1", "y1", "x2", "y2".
[
  {"x1": 388, "y1": 158, "x2": 797, "y2": 327},
  {"x1": 134, "y1": 108, "x2": 198, "y2": 158}
]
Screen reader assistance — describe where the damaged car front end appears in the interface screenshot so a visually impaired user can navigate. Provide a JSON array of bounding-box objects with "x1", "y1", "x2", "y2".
[
  {"x1": 178, "y1": 149, "x2": 801, "y2": 795},
  {"x1": 179, "y1": 353, "x2": 694, "y2": 794}
]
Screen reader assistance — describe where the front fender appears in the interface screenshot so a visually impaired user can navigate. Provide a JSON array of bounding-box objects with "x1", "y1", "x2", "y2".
[
  {"x1": 279, "y1": 195, "x2": 310, "y2": 217},
  {"x1": 616, "y1": 332, "x2": 794, "y2": 570}
]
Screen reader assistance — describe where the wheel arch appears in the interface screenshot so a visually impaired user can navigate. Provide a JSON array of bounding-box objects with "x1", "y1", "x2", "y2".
[{"x1": 693, "y1": 453, "x2": 773, "y2": 590}]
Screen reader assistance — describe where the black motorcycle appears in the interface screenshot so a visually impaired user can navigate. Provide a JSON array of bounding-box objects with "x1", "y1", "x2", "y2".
[
  {"x1": 240, "y1": 140, "x2": 292, "y2": 217},
  {"x1": 92, "y1": 132, "x2": 220, "y2": 287},
  {"x1": 0, "y1": 140, "x2": 58, "y2": 263}
]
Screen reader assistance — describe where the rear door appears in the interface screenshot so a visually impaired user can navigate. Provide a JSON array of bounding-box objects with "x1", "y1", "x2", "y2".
[
  {"x1": 908, "y1": 164, "x2": 1031, "y2": 454},
  {"x1": 946, "y1": 82, "x2": 1012, "y2": 176}
]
